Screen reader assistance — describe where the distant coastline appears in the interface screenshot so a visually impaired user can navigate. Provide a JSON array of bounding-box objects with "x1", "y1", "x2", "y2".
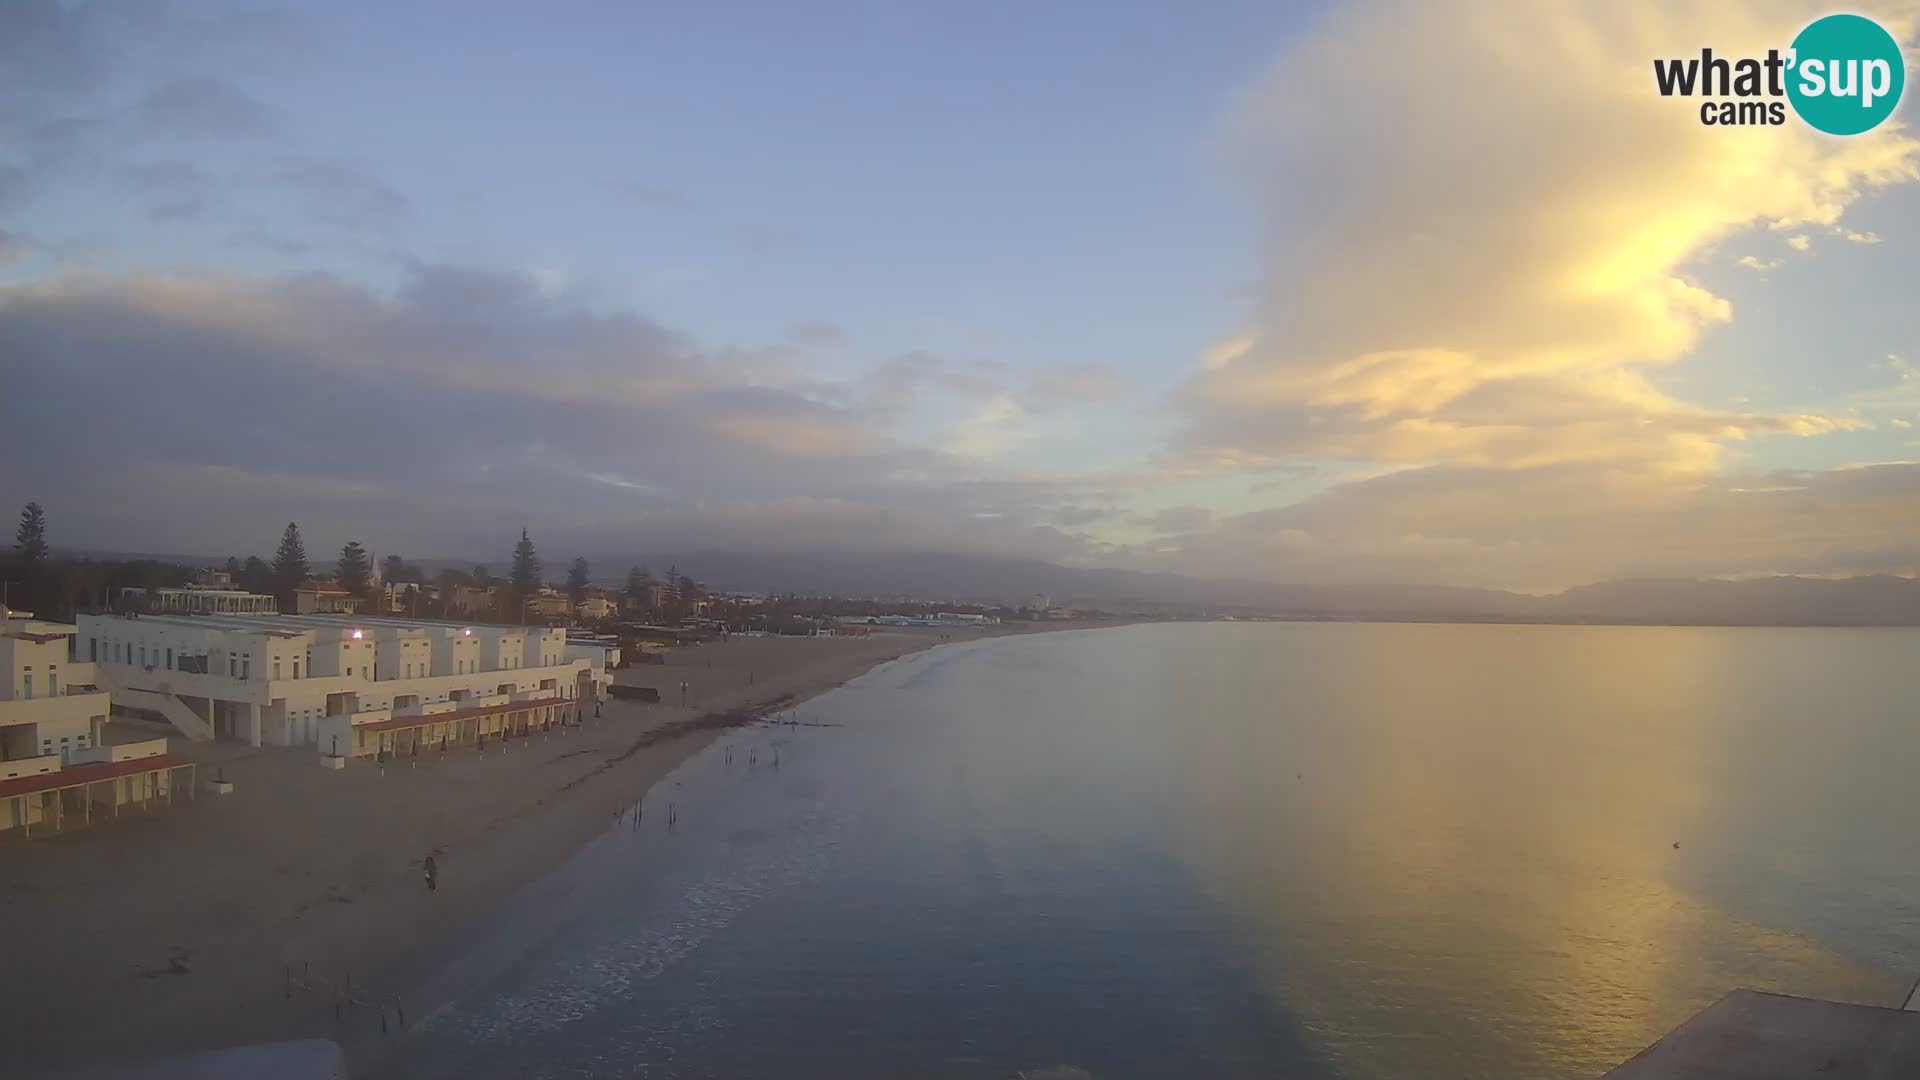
[{"x1": 51, "y1": 545, "x2": 1920, "y2": 628}]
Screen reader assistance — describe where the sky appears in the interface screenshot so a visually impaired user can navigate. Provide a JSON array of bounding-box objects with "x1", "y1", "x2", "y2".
[{"x1": 2, "y1": 0, "x2": 1919, "y2": 593}]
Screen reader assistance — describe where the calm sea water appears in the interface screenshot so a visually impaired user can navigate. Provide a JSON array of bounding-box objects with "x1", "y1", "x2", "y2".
[{"x1": 374, "y1": 622, "x2": 1920, "y2": 1079}]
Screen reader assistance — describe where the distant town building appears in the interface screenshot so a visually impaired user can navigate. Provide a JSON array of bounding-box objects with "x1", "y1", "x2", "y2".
[
  {"x1": 575, "y1": 597, "x2": 617, "y2": 621},
  {"x1": 292, "y1": 583, "x2": 365, "y2": 614},
  {"x1": 444, "y1": 584, "x2": 493, "y2": 615},
  {"x1": 525, "y1": 594, "x2": 570, "y2": 619},
  {"x1": 120, "y1": 585, "x2": 278, "y2": 616},
  {"x1": 380, "y1": 581, "x2": 424, "y2": 614}
]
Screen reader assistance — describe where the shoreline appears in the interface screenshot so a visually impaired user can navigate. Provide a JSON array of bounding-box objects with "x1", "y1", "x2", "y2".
[{"x1": 6, "y1": 620, "x2": 1123, "y2": 1076}]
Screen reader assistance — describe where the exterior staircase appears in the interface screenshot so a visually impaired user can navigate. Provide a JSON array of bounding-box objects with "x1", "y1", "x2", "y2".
[{"x1": 92, "y1": 667, "x2": 215, "y2": 742}]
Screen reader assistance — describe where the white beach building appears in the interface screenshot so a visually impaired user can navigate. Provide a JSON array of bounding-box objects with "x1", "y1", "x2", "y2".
[
  {"x1": 2, "y1": 609, "x2": 112, "y2": 762},
  {"x1": 2, "y1": 608, "x2": 194, "y2": 837},
  {"x1": 75, "y1": 611, "x2": 598, "y2": 758}
]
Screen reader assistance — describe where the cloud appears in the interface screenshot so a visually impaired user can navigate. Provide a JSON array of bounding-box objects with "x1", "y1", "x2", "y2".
[
  {"x1": 1051, "y1": 504, "x2": 1118, "y2": 527},
  {"x1": 1130, "y1": 0, "x2": 1920, "y2": 586},
  {"x1": 942, "y1": 397, "x2": 1032, "y2": 460},
  {"x1": 1838, "y1": 228, "x2": 1881, "y2": 244},
  {"x1": 0, "y1": 263, "x2": 1098, "y2": 560},
  {"x1": 148, "y1": 199, "x2": 205, "y2": 222},
  {"x1": 0, "y1": 229, "x2": 29, "y2": 265},
  {"x1": 1735, "y1": 255, "x2": 1783, "y2": 270},
  {"x1": 132, "y1": 77, "x2": 272, "y2": 139},
  {"x1": 1785, "y1": 233, "x2": 1813, "y2": 251},
  {"x1": 1136, "y1": 505, "x2": 1215, "y2": 534},
  {"x1": 1027, "y1": 362, "x2": 1129, "y2": 407},
  {"x1": 1127, "y1": 461, "x2": 1920, "y2": 591},
  {"x1": 861, "y1": 350, "x2": 1005, "y2": 415},
  {"x1": 785, "y1": 320, "x2": 848, "y2": 346},
  {"x1": 267, "y1": 156, "x2": 414, "y2": 233},
  {"x1": 0, "y1": 162, "x2": 28, "y2": 211},
  {"x1": 602, "y1": 179, "x2": 699, "y2": 211},
  {"x1": 225, "y1": 228, "x2": 314, "y2": 257},
  {"x1": 1180, "y1": 0, "x2": 1917, "y2": 482}
]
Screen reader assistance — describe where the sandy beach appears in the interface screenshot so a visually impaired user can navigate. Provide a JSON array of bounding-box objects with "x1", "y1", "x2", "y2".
[{"x1": 0, "y1": 622, "x2": 1110, "y2": 1075}]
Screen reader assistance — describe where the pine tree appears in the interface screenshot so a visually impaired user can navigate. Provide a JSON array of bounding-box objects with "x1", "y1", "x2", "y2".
[
  {"x1": 12, "y1": 502, "x2": 49, "y2": 614},
  {"x1": 626, "y1": 565, "x2": 646, "y2": 606},
  {"x1": 224, "y1": 555, "x2": 242, "y2": 577},
  {"x1": 510, "y1": 529, "x2": 541, "y2": 620},
  {"x1": 664, "y1": 564, "x2": 681, "y2": 600},
  {"x1": 567, "y1": 557, "x2": 590, "y2": 604},
  {"x1": 381, "y1": 554, "x2": 406, "y2": 584},
  {"x1": 15, "y1": 502, "x2": 48, "y2": 564},
  {"x1": 272, "y1": 522, "x2": 310, "y2": 607},
  {"x1": 337, "y1": 541, "x2": 372, "y2": 597}
]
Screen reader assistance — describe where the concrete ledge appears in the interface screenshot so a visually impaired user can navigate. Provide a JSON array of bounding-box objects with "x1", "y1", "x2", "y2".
[
  {"x1": 318, "y1": 755, "x2": 346, "y2": 771},
  {"x1": 1605, "y1": 989, "x2": 1920, "y2": 1078},
  {"x1": 208, "y1": 779, "x2": 235, "y2": 795}
]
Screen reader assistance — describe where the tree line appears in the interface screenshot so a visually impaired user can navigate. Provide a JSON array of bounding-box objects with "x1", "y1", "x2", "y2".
[{"x1": 6, "y1": 503, "x2": 706, "y2": 626}]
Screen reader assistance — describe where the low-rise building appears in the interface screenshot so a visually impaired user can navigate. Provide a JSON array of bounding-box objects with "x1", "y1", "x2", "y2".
[
  {"x1": 2, "y1": 737, "x2": 194, "y2": 838},
  {"x1": 575, "y1": 596, "x2": 617, "y2": 621},
  {"x1": 119, "y1": 585, "x2": 278, "y2": 616},
  {"x1": 2, "y1": 609, "x2": 111, "y2": 763},
  {"x1": 444, "y1": 584, "x2": 493, "y2": 615},
  {"x1": 526, "y1": 594, "x2": 570, "y2": 619},
  {"x1": 565, "y1": 637, "x2": 621, "y2": 697},
  {"x1": 292, "y1": 583, "x2": 365, "y2": 614},
  {"x1": 75, "y1": 611, "x2": 596, "y2": 755},
  {"x1": 1, "y1": 608, "x2": 185, "y2": 838}
]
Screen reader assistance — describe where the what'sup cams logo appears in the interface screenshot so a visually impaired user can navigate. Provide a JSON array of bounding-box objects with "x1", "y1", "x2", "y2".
[{"x1": 1654, "y1": 12, "x2": 1906, "y2": 134}]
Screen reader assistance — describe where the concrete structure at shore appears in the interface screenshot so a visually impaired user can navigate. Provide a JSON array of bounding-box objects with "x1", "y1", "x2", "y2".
[{"x1": 76, "y1": 611, "x2": 597, "y2": 756}]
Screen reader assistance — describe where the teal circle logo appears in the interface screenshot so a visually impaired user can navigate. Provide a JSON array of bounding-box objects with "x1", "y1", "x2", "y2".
[{"x1": 1787, "y1": 14, "x2": 1905, "y2": 135}]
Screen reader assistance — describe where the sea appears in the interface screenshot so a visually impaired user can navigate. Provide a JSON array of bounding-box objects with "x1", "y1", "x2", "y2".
[{"x1": 370, "y1": 621, "x2": 1920, "y2": 1079}]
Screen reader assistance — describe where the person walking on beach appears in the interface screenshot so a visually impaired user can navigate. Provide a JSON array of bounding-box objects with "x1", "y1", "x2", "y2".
[{"x1": 423, "y1": 855, "x2": 439, "y2": 893}]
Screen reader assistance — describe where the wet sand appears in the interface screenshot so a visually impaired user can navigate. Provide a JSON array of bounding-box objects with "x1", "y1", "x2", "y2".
[{"x1": 1, "y1": 623, "x2": 1113, "y2": 1075}]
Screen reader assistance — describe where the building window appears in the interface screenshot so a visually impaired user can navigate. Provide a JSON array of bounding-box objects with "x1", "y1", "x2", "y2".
[
  {"x1": 48, "y1": 672, "x2": 57, "y2": 696},
  {"x1": 140, "y1": 646, "x2": 148, "y2": 667},
  {"x1": 293, "y1": 659, "x2": 301, "y2": 679},
  {"x1": 241, "y1": 658, "x2": 250, "y2": 680},
  {"x1": 21, "y1": 674, "x2": 33, "y2": 699},
  {"x1": 229, "y1": 656, "x2": 237, "y2": 678},
  {"x1": 345, "y1": 667, "x2": 353, "y2": 677},
  {"x1": 89, "y1": 638, "x2": 97, "y2": 662},
  {"x1": 166, "y1": 648, "x2": 173, "y2": 669},
  {"x1": 274, "y1": 660, "x2": 282, "y2": 680}
]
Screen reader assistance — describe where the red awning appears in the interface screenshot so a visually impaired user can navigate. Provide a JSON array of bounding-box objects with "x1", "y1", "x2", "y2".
[
  {"x1": 355, "y1": 695, "x2": 564, "y2": 735},
  {"x1": 0, "y1": 753, "x2": 192, "y2": 800}
]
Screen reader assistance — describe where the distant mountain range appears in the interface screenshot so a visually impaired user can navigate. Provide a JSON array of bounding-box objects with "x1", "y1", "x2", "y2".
[
  {"x1": 55, "y1": 545, "x2": 1920, "y2": 626},
  {"x1": 577, "y1": 549, "x2": 1920, "y2": 627}
]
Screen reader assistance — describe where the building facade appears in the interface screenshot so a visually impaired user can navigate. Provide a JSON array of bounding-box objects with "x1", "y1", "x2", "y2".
[
  {"x1": 119, "y1": 585, "x2": 279, "y2": 616},
  {"x1": 75, "y1": 611, "x2": 596, "y2": 753},
  {"x1": 1, "y1": 610, "x2": 112, "y2": 763}
]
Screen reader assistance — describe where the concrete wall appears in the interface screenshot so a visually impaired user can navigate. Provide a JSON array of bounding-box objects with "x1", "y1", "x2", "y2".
[
  {"x1": 1, "y1": 753, "x2": 61, "y2": 781},
  {"x1": 376, "y1": 634, "x2": 433, "y2": 681},
  {"x1": 1, "y1": 632, "x2": 73, "y2": 699},
  {"x1": 69, "y1": 737, "x2": 168, "y2": 765},
  {"x1": 480, "y1": 630, "x2": 526, "y2": 671},
  {"x1": 523, "y1": 627, "x2": 567, "y2": 668},
  {"x1": 430, "y1": 632, "x2": 482, "y2": 676}
]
